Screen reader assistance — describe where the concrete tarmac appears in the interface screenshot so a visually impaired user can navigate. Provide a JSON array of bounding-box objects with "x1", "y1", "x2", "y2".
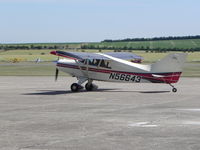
[{"x1": 0, "y1": 76, "x2": 200, "y2": 150}]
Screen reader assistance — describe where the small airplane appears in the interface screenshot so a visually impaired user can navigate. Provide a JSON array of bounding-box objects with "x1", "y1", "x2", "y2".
[{"x1": 50, "y1": 51, "x2": 187, "y2": 92}]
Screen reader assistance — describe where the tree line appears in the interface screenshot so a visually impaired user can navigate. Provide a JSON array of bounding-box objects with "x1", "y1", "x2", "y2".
[
  {"x1": 103, "y1": 35, "x2": 200, "y2": 42},
  {"x1": 81, "y1": 45, "x2": 200, "y2": 52},
  {"x1": 0, "y1": 44, "x2": 70, "y2": 50}
]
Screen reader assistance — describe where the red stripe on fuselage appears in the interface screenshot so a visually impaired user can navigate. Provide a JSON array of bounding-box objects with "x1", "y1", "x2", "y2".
[{"x1": 57, "y1": 63, "x2": 181, "y2": 83}]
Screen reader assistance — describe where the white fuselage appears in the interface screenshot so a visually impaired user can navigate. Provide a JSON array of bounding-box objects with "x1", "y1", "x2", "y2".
[{"x1": 56, "y1": 58, "x2": 167, "y2": 84}]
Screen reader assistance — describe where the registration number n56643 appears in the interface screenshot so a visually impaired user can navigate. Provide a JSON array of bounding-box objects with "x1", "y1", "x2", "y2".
[{"x1": 109, "y1": 73, "x2": 141, "y2": 82}]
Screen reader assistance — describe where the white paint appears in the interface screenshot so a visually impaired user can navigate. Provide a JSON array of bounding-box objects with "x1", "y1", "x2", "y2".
[
  {"x1": 98, "y1": 53, "x2": 151, "y2": 71},
  {"x1": 178, "y1": 108, "x2": 200, "y2": 112},
  {"x1": 128, "y1": 122, "x2": 158, "y2": 127},
  {"x1": 142, "y1": 124, "x2": 158, "y2": 127},
  {"x1": 129, "y1": 122, "x2": 149, "y2": 126}
]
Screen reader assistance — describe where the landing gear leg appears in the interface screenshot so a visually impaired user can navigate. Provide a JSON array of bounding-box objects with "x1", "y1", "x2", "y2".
[{"x1": 169, "y1": 83, "x2": 177, "y2": 93}]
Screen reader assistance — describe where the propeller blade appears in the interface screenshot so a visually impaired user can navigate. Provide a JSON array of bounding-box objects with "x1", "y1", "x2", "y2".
[{"x1": 55, "y1": 68, "x2": 59, "y2": 81}]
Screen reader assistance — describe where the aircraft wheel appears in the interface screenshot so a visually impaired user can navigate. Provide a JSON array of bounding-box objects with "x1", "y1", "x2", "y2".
[
  {"x1": 172, "y1": 88, "x2": 177, "y2": 93},
  {"x1": 71, "y1": 83, "x2": 82, "y2": 92},
  {"x1": 85, "y1": 83, "x2": 94, "y2": 91},
  {"x1": 85, "y1": 83, "x2": 98, "y2": 91}
]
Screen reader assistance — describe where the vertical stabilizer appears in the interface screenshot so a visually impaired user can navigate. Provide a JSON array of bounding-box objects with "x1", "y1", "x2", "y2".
[{"x1": 150, "y1": 53, "x2": 187, "y2": 73}]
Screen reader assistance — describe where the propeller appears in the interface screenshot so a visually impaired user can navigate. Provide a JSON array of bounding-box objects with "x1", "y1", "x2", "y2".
[
  {"x1": 54, "y1": 57, "x2": 60, "y2": 81},
  {"x1": 55, "y1": 68, "x2": 59, "y2": 81}
]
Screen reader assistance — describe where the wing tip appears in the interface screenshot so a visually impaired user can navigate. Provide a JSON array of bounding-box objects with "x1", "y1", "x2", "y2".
[{"x1": 50, "y1": 50, "x2": 57, "y2": 55}]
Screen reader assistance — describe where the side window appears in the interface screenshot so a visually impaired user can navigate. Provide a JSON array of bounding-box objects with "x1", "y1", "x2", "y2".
[
  {"x1": 100, "y1": 60, "x2": 106, "y2": 68},
  {"x1": 79, "y1": 59, "x2": 87, "y2": 64},
  {"x1": 94, "y1": 59, "x2": 100, "y2": 66},
  {"x1": 80, "y1": 59, "x2": 111, "y2": 69},
  {"x1": 105, "y1": 60, "x2": 111, "y2": 69},
  {"x1": 89, "y1": 59, "x2": 100, "y2": 66},
  {"x1": 100, "y1": 60, "x2": 111, "y2": 69},
  {"x1": 88, "y1": 59, "x2": 94, "y2": 66}
]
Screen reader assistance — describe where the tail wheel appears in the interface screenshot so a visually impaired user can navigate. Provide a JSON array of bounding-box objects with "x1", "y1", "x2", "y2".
[
  {"x1": 71, "y1": 83, "x2": 82, "y2": 92},
  {"x1": 169, "y1": 84, "x2": 177, "y2": 93},
  {"x1": 85, "y1": 83, "x2": 94, "y2": 91},
  {"x1": 172, "y1": 88, "x2": 177, "y2": 93}
]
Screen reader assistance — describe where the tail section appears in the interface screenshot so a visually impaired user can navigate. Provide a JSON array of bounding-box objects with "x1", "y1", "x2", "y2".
[
  {"x1": 150, "y1": 53, "x2": 187, "y2": 83},
  {"x1": 151, "y1": 53, "x2": 187, "y2": 73}
]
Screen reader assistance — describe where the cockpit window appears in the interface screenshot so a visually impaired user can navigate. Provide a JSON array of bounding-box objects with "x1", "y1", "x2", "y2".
[
  {"x1": 89, "y1": 59, "x2": 100, "y2": 66},
  {"x1": 99, "y1": 60, "x2": 111, "y2": 69},
  {"x1": 79, "y1": 59, "x2": 111, "y2": 69},
  {"x1": 80, "y1": 59, "x2": 86, "y2": 64}
]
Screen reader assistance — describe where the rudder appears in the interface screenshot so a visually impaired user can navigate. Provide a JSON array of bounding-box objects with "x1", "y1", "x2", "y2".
[{"x1": 150, "y1": 53, "x2": 187, "y2": 73}]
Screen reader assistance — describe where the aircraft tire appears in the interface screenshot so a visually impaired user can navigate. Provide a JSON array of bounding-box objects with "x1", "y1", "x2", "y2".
[
  {"x1": 85, "y1": 83, "x2": 94, "y2": 91},
  {"x1": 71, "y1": 83, "x2": 82, "y2": 92},
  {"x1": 172, "y1": 88, "x2": 177, "y2": 93}
]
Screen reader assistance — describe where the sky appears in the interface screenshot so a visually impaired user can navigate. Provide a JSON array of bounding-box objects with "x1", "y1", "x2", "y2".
[{"x1": 0, "y1": 0, "x2": 200, "y2": 43}]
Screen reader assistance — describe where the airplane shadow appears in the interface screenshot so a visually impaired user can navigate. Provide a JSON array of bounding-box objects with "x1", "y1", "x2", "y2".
[
  {"x1": 139, "y1": 91, "x2": 170, "y2": 93},
  {"x1": 95, "y1": 90, "x2": 170, "y2": 94},
  {"x1": 23, "y1": 89, "x2": 170, "y2": 95},
  {"x1": 23, "y1": 88, "x2": 117, "y2": 95}
]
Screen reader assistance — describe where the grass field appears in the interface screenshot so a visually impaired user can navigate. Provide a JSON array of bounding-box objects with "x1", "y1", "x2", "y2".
[
  {"x1": 183, "y1": 63, "x2": 200, "y2": 77},
  {"x1": 0, "y1": 49, "x2": 200, "y2": 63},
  {"x1": 89, "y1": 39, "x2": 200, "y2": 49},
  {"x1": 2, "y1": 39, "x2": 200, "y2": 49},
  {"x1": 0, "y1": 63, "x2": 67, "y2": 76},
  {"x1": 0, "y1": 62, "x2": 199, "y2": 77}
]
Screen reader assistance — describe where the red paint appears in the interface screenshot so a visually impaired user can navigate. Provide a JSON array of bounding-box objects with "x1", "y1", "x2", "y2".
[{"x1": 50, "y1": 51, "x2": 57, "y2": 55}]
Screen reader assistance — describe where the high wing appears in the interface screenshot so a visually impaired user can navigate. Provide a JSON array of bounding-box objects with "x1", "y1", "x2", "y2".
[
  {"x1": 50, "y1": 51, "x2": 108, "y2": 60},
  {"x1": 104, "y1": 52, "x2": 142, "y2": 60},
  {"x1": 50, "y1": 51, "x2": 142, "y2": 60}
]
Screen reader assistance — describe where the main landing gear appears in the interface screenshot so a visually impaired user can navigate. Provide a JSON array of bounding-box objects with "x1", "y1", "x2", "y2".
[
  {"x1": 70, "y1": 78, "x2": 98, "y2": 92},
  {"x1": 85, "y1": 83, "x2": 98, "y2": 91},
  {"x1": 70, "y1": 83, "x2": 83, "y2": 92},
  {"x1": 169, "y1": 83, "x2": 177, "y2": 93}
]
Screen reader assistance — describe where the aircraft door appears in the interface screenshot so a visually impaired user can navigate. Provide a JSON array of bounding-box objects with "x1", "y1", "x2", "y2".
[{"x1": 76, "y1": 59, "x2": 88, "y2": 77}]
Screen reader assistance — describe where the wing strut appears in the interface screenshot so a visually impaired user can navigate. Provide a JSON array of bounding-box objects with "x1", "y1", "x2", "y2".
[{"x1": 75, "y1": 60, "x2": 89, "y2": 78}]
